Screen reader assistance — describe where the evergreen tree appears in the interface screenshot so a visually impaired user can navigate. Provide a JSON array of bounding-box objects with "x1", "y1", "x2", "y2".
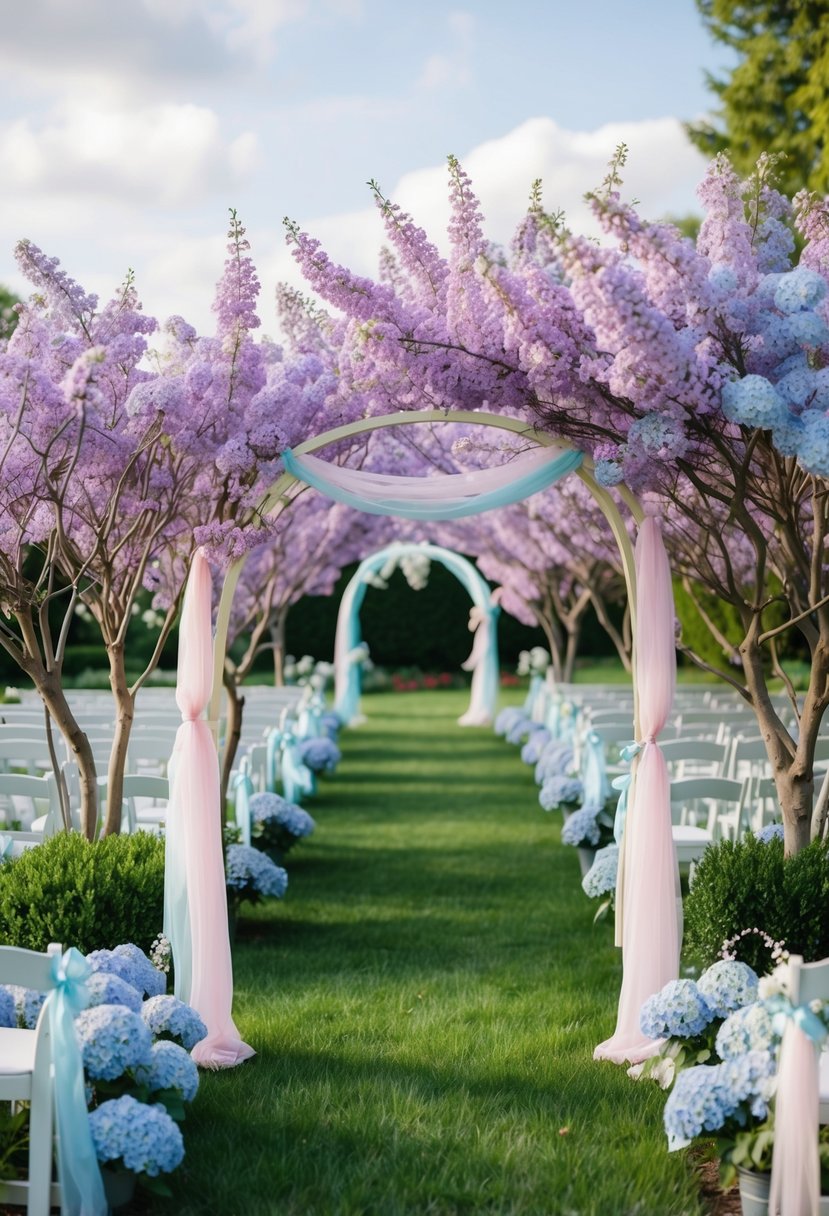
[{"x1": 687, "y1": 0, "x2": 829, "y2": 196}]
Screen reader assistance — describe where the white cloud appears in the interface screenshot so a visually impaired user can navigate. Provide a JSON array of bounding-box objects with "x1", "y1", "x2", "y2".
[
  {"x1": 416, "y1": 8, "x2": 474, "y2": 91},
  {"x1": 0, "y1": 102, "x2": 259, "y2": 207}
]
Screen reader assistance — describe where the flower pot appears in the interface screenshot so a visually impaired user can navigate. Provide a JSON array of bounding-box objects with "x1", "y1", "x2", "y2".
[
  {"x1": 737, "y1": 1167, "x2": 829, "y2": 1215},
  {"x1": 737, "y1": 1167, "x2": 769, "y2": 1216},
  {"x1": 101, "y1": 1167, "x2": 136, "y2": 1210},
  {"x1": 577, "y1": 846, "x2": 597, "y2": 879}
]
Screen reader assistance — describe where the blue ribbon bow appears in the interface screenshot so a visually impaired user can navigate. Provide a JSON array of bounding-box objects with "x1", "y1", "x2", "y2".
[
  {"x1": 612, "y1": 740, "x2": 646, "y2": 844},
  {"x1": 46, "y1": 948, "x2": 107, "y2": 1216},
  {"x1": 766, "y1": 994, "x2": 828, "y2": 1045}
]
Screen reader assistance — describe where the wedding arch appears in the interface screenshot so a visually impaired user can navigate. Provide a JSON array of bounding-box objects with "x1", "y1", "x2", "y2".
[
  {"x1": 169, "y1": 408, "x2": 679, "y2": 1070},
  {"x1": 333, "y1": 541, "x2": 501, "y2": 728}
]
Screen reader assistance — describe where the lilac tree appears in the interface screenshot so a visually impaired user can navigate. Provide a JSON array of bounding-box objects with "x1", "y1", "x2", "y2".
[{"x1": 284, "y1": 151, "x2": 829, "y2": 854}]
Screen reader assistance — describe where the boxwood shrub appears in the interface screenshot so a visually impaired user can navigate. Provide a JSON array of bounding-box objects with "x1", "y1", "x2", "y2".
[
  {"x1": 683, "y1": 833, "x2": 829, "y2": 973},
  {"x1": 0, "y1": 831, "x2": 165, "y2": 955}
]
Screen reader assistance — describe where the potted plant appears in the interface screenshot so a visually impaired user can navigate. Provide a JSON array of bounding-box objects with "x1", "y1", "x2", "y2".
[{"x1": 558, "y1": 795, "x2": 616, "y2": 877}]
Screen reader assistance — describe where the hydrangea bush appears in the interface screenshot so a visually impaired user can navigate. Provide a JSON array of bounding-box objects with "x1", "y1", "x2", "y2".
[
  {"x1": 226, "y1": 844, "x2": 288, "y2": 910},
  {"x1": 140, "y1": 995, "x2": 208, "y2": 1052},
  {"x1": 249, "y1": 791, "x2": 316, "y2": 859},
  {"x1": 296, "y1": 736, "x2": 341, "y2": 775},
  {"x1": 89, "y1": 1094, "x2": 185, "y2": 1179},
  {"x1": 538, "y1": 775, "x2": 583, "y2": 813}
]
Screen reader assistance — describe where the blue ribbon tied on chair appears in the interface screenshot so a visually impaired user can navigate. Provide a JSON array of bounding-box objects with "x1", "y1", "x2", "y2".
[
  {"x1": 280, "y1": 730, "x2": 315, "y2": 805},
  {"x1": 581, "y1": 730, "x2": 611, "y2": 810},
  {"x1": 0, "y1": 835, "x2": 14, "y2": 862},
  {"x1": 766, "y1": 995, "x2": 828, "y2": 1045},
  {"x1": 266, "y1": 729, "x2": 283, "y2": 794},
  {"x1": 47, "y1": 947, "x2": 107, "y2": 1216},
  {"x1": 612, "y1": 740, "x2": 644, "y2": 845},
  {"x1": 232, "y1": 770, "x2": 254, "y2": 847}
]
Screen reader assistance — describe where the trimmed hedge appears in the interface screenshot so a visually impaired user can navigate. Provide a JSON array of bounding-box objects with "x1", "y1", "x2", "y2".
[{"x1": 0, "y1": 831, "x2": 165, "y2": 955}]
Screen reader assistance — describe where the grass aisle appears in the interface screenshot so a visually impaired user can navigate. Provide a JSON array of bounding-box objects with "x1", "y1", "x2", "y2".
[{"x1": 156, "y1": 690, "x2": 702, "y2": 1216}]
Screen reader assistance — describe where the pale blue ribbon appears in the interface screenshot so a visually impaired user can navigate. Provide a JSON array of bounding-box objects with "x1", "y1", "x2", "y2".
[
  {"x1": 46, "y1": 948, "x2": 107, "y2": 1216},
  {"x1": 524, "y1": 674, "x2": 542, "y2": 717},
  {"x1": 0, "y1": 835, "x2": 14, "y2": 862},
  {"x1": 266, "y1": 729, "x2": 283, "y2": 793},
  {"x1": 581, "y1": 730, "x2": 611, "y2": 809},
  {"x1": 232, "y1": 769, "x2": 253, "y2": 847},
  {"x1": 766, "y1": 995, "x2": 828, "y2": 1045},
  {"x1": 612, "y1": 740, "x2": 644, "y2": 844},
  {"x1": 281, "y1": 732, "x2": 315, "y2": 805}
]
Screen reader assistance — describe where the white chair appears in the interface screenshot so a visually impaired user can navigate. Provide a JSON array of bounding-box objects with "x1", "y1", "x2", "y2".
[
  {"x1": 660, "y1": 738, "x2": 729, "y2": 781},
  {"x1": 669, "y1": 776, "x2": 749, "y2": 866},
  {"x1": 99, "y1": 768, "x2": 168, "y2": 836},
  {"x1": 0, "y1": 943, "x2": 62, "y2": 1215},
  {"x1": 0, "y1": 772, "x2": 62, "y2": 835}
]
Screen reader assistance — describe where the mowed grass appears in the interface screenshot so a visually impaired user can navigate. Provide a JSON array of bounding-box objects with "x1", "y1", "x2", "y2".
[{"x1": 149, "y1": 690, "x2": 703, "y2": 1216}]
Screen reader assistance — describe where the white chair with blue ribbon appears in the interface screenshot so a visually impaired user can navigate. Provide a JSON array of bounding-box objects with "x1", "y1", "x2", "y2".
[{"x1": 0, "y1": 944, "x2": 107, "y2": 1216}]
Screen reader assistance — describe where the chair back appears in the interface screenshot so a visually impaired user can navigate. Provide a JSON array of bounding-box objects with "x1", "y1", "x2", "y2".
[{"x1": 788, "y1": 954, "x2": 829, "y2": 1006}]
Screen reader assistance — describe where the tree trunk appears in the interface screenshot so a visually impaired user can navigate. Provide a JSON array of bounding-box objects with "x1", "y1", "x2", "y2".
[
  {"x1": 535, "y1": 611, "x2": 564, "y2": 684},
  {"x1": 561, "y1": 623, "x2": 582, "y2": 684},
  {"x1": 589, "y1": 591, "x2": 633, "y2": 674},
  {"x1": 740, "y1": 628, "x2": 821, "y2": 856},
  {"x1": 270, "y1": 613, "x2": 286, "y2": 687},
  {"x1": 102, "y1": 643, "x2": 135, "y2": 836},
  {"x1": 35, "y1": 669, "x2": 99, "y2": 839},
  {"x1": 221, "y1": 673, "x2": 245, "y2": 808}
]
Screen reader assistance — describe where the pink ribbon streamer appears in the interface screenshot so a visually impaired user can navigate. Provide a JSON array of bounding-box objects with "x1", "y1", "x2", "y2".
[
  {"x1": 769, "y1": 1020, "x2": 821, "y2": 1216},
  {"x1": 170, "y1": 549, "x2": 254, "y2": 1070},
  {"x1": 594, "y1": 516, "x2": 680, "y2": 1064}
]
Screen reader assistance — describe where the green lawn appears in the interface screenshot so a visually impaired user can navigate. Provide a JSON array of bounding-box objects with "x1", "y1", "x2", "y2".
[{"x1": 149, "y1": 690, "x2": 704, "y2": 1216}]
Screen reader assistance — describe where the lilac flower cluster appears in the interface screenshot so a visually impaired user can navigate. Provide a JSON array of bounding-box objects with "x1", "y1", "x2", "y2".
[
  {"x1": 140, "y1": 995, "x2": 208, "y2": 1052},
  {"x1": 89, "y1": 1094, "x2": 184, "y2": 1177}
]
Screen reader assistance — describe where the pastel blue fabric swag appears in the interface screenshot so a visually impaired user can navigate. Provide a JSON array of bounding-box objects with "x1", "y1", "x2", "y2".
[{"x1": 281, "y1": 446, "x2": 583, "y2": 521}]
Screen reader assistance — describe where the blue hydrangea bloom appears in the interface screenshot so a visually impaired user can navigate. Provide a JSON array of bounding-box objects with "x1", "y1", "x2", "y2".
[
  {"x1": 627, "y1": 413, "x2": 688, "y2": 459},
  {"x1": 226, "y1": 844, "x2": 288, "y2": 900},
  {"x1": 755, "y1": 823, "x2": 784, "y2": 843},
  {"x1": 506, "y1": 715, "x2": 536, "y2": 745},
  {"x1": 297, "y1": 737, "x2": 341, "y2": 774},
  {"x1": 594, "y1": 459, "x2": 624, "y2": 487},
  {"x1": 538, "y1": 775, "x2": 583, "y2": 812},
  {"x1": 715, "y1": 1003, "x2": 778, "y2": 1060},
  {"x1": 783, "y1": 309, "x2": 829, "y2": 348},
  {"x1": 775, "y1": 366, "x2": 817, "y2": 408},
  {"x1": 639, "y1": 979, "x2": 714, "y2": 1039},
  {"x1": 664, "y1": 1063, "x2": 734, "y2": 1142},
  {"x1": 721, "y1": 375, "x2": 786, "y2": 428},
  {"x1": 494, "y1": 707, "x2": 526, "y2": 737},
  {"x1": 112, "y1": 944, "x2": 166, "y2": 998},
  {"x1": 141, "y1": 995, "x2": 207, "y2": 1051},
  {"x1": 133, "y1": 1040, "x2": 199, "y2": 1102},
  {"x1": 521, "y1": 729, "x2": 551, "y2": 766},
  {"x1": 85, "y1": 972, "x2": 143, "y2": 1013},
  {"x1": 774, "y1": 267, "x2": 829, "y2": 314},
  {"x1": 697, "y1": 960, "x2": 759, "y2": 1018},
  {"x1": 534, "y1": 742, "x2": 575, "y2": 786},
  {"x1": 772, "y1": 414, "x2": 805, "y2": 457},
  {"x1": 797, "y1": 409, "x2": 829, "y2": 476},
  {"x1": 74, "y1": 1004, "x2": 153, "y2": 1081},
  {"x1": 0, "y1": 987, "x2": 17, "y2": 1029},
  {"x1": 2, "y1": 986, "x2": 46, "y2": 1029},
  {"x1": 320, "y1": 711, "x2": 342, "y2": 739},
  {"x1": 249, "y1": 792, "x2": 315, "y2": 839},
  {"x1": 582, "y1": 845, "x2": 618, "y2": 898},
  {"x1": 86, "y1": 949, "x2": 145, "y2": 994},
  {"x1": 561, "y1": 806, "x2": 601, "y2": 846},
  {"x1": 89, "y1": 1094, "x2": 184, "y2": 1177}
]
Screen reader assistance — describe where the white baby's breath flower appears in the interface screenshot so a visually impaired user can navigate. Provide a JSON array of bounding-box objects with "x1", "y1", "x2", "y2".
[{"x1": 758, "y1": 962, "x2": 791, "y2": 1000}]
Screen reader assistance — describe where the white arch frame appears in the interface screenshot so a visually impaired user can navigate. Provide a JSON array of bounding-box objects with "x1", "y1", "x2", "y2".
[{"x1": 333, "y1": 541, "x2": 501, "y2": 727}]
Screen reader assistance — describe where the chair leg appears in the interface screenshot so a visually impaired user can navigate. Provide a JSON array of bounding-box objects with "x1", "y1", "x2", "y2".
[{"x1": 27, "y1": 1069, "x2": 54, "y2": 1216}]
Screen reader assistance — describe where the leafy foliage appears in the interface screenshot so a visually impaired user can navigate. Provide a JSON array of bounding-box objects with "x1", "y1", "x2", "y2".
[
  {"x1": 688, "y1": 0, "x2": 829, "y2": 195},
  {"x1": 0, "y1": 832, "x2": 164, "y2": 954},
  {"x1": 683, "y1": 834, "x2": 829, "y2": 970}
]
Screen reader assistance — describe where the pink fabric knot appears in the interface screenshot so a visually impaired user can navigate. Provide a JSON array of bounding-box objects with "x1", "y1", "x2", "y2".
[{"x1": 181, "y1": 712, "x2": 200, "y2": 723}]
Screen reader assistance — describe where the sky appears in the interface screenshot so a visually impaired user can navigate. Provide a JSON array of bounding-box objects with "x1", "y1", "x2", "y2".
[{"x1": 0, "y1": 0, "x2": 730, "y2": 335}]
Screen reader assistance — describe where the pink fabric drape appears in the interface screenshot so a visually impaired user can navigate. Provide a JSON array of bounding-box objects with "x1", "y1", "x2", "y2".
[
  {"x1": 769, "y1": 1021, "x2": 821, "y2": 1216},
  {"x1": 169, "y1": 549, "x2": 254, "y2": 1070},
  {"x1": 594, "y1": 516, "x2": 680, "y2": 1064}
]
